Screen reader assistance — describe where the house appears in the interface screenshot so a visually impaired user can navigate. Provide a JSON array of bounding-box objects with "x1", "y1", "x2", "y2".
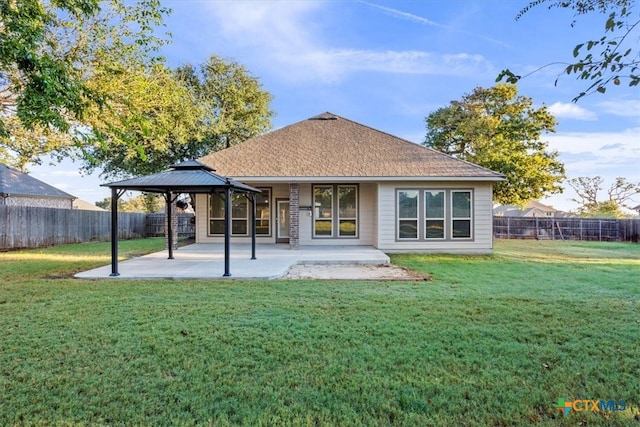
[
  {"x1": 0, "y1": 163, "x2": 75, "y2": 209},
  {"x1": 73, "y1": 198, "x2": 107, "y2": 211},
  {"x1": 196, "y1": 112, "x2": 504, "y2": 253},
  {"x1": 493, "y1": 200, "x2": 571, "y2": 218}
]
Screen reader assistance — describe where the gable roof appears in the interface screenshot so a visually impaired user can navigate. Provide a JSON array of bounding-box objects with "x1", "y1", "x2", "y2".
[
  {"x1": 0, "y1": 163, "x2": 75, "y2": 200},
  {"x1": 199, "y1": 112, "x2": 504, "y2": 181}
]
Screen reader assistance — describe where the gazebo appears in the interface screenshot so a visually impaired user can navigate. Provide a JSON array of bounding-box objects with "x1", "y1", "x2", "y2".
[{"x1": 102, "y1": 160, "x2": 261, "y2": 277}]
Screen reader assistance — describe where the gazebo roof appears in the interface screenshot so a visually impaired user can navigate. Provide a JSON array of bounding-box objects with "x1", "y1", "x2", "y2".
[{"x1": 101, "y1": 160, "x2": 260, "y2": 194}]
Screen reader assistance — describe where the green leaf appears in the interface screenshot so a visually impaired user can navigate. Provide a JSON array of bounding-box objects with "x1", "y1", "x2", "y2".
[{"x1": 573, "y1": 43, "x2": 584, "y2": 57}]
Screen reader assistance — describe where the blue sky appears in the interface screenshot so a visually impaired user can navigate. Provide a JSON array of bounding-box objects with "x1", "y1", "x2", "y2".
[{"x1": 30, "y1": 0, "x2": 640, "y2": 211}]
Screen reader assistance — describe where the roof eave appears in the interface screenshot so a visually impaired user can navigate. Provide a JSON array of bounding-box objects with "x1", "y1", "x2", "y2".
[
  {"x1": 101, "y1": 183, "x2": 261, "y2": 194},
  {"x1": 1, "y1": 192, "x2": 76, "y2": 200},
  {"x1": 227, "y1": 175, "x2": 505, "y2": 183}
]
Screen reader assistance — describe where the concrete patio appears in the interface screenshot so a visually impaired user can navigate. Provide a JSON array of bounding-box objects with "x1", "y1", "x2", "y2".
[{"x1": 74, "y1": 244, "x2": 390, "y2": 280}]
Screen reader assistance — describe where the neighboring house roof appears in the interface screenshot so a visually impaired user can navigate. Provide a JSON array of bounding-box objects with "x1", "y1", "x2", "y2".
[
  {"x1": 73, "y1": 199, "x2": 107, "y2": 211},
  {"x1": 493, "y1": 200, "x2": 570, "y2": 217},
  {"x1": 0, "y1": 163, "x2": 75, "y2": 200},
  {"x1": 199, "y1": 112, "x2": 505, "y2": 181}
]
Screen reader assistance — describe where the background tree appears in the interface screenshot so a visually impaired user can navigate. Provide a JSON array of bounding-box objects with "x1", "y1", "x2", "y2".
[
  {"x1": 0, "y1": 115, "x2": 70, "y2": 171},
  {"x1": 498, "y1": 0, "x2": 638, "y2": 101},
  {"x1": 568, "y1": 176, "x2": 640, "y2": 217},
  {"x1": 0, "y1": 0, "x2": 170, "y2": 167},
  {"x1": 95, "y1": 193, "x2": 163, "y2": 212},
  {"x1": 0, "y1": 0, "x2": 99, "y2": 135},
  {"x1": 175, "y1": 55, "x2": 274, "y2": 151},
  {"x1": 82, "y1": 55, "x2": 274, "y2": 180},
  {"x1": 80, "y1": 62, "x2": 205, "y2": 178},
  {"x1": 424, "y1": 83, "x2": 565, "y2": 206}
]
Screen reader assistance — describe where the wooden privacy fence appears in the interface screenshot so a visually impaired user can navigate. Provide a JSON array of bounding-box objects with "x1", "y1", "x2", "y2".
[
  {"x1": 0, "y1": 206, "x2": 147, "y2": 250},
  {"x1": 493, "y1": 216, "x2": 640, "y2": 242},
  {"x1": 145, "y1": 213, "x2": 195, "y2": 239}
]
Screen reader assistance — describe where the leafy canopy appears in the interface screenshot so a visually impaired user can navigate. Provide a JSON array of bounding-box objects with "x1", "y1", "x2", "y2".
[
  {"x1": 0, "y1": 0, "x2": 170, "y2": 168},
  {"x1": 0, "y1": 0, "x2": 169, "y2": 131},
  {"x1": 424, "y1": 84, "x2": 565, "y2": 206},
  {"x1": 497, "y1": 0, "x2": 639, "y2": 101},
  {"x1": 82, "y1": 55, "x2": 274, "y2": 179}
]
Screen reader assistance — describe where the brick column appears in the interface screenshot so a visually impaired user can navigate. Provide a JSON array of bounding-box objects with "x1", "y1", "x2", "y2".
[
  {"x1": 164, "y1": 197, "x2": 178, "y2": 250},
  {"x1": 289, "y1": 183, "x2": 299, "y2": 249}
]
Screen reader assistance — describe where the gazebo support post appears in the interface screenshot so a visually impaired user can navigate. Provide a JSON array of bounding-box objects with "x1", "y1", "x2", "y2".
[
  {"x1": 110, "y1": 188, "x2": 121, "y2": 276},
  {"x1": 223, "y1": 187, "x2": 232, "y2": 276},
  {"x1": 166, "y1": 191, "x2": 174, "y2": 260},
  {"x1": 250, "y1": 194, "x2": 256, "y2": 260}
]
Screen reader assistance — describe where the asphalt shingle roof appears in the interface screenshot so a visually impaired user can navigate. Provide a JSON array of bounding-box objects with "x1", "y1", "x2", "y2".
[
  {"x1": 0, "y1": 163, "x2": 75, "y2": 199},
  {"x1": 199, "y1": 112, "x2": 504, "y2": 180}
]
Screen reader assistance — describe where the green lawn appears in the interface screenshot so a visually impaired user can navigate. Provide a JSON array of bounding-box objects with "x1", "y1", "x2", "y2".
[{"x1": 0, "y1": 239, "x2": 638, "y2": 426}]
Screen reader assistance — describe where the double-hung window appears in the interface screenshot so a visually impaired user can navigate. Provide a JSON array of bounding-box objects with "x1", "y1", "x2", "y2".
[
  {"x1": 425, "y1": 190, "x2": 445, "y2": 239},
  {"x1": 338, "y1": 185, "x2": 357, "y2": 237},
  {"x1": 397, "y1": 190, "x2": 419, "y2": 239},
  {"x1": 451, "y1": 190, "x2": 472, "y2": 238},
  {"x1": 255, "y1": 189, "x2": 271, "y2": 235},
  {"x1": 396, "y1": 189, "x2": 473, "y2": 240},
  {"x1": 313, "y1": 184, "x2": 358, "y2": 238},
  {"x1": 313, "y1": 186, "x2": 333, "y2": 237}
]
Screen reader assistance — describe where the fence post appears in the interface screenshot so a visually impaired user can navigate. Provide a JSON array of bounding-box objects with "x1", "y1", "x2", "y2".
[
  {"x1": 507, "y1": 217, "x2": 510, "y2": 239},
  {"x1": 599, "y1": 220, "x2": 602, "y2": 242},
  {"x1": 580, "y1": 219, "x2": 583, "y2": 241}
]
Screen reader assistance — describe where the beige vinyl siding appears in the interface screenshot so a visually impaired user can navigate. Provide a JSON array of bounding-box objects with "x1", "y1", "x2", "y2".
[
  {"x1": 371, "y1": 184, "x2": 379, "y2": 248},
  {"x1": 376, "y1": 181, "x2": 494, "y2": 253},
  {"x1": 194, "y1": 193, "x2": 208, "y2": 243}
]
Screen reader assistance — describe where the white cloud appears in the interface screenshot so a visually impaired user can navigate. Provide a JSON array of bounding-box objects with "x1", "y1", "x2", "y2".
[
  {"x1": 547, "y1": 102, "x2": 597, "y2": 121},
  {"x1": 199, "y1": 1, "x2": 493, "y2": 84},
  {"x1": 542, "y1": 129, "x2": 640, "y2": 212},
  {"x1": 202, "y1": 1, "x2": 323, "y2": 55},
  {"x1": 358, "y1": 1, "x2": 511, "y2": 48},
  {"x1": 597, "y1": 99, "x2": 640, "y2": 119},
  {"x1": 546, "y1": 129, "x2": 640, "y2": 181},
  {"x1": 282, "y1": 49, "x2": 492, "y2": 83}
]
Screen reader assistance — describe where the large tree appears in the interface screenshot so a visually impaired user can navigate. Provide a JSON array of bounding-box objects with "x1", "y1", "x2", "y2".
[
  {"x1": 424, "y1": 84, "x2": 565, "y2": 206},
  {"x1": 498, "y1": 0, "x2": 639, "y2": 101},
  {"x1": 0, "y1": 0, "x2": 170, "y2": 167},
  {"x1": 568, "y1": 176, "x2": 640, "y2": 217},
  {"x1": 175, "y1": 55, "x2": 274, "y2": 151},
  {"x1": 82, "y1": 55, "x2": 274, "y2": 179},
  {"x1": 80, "y1": 62, "x2": 206, "y2": 178}
]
